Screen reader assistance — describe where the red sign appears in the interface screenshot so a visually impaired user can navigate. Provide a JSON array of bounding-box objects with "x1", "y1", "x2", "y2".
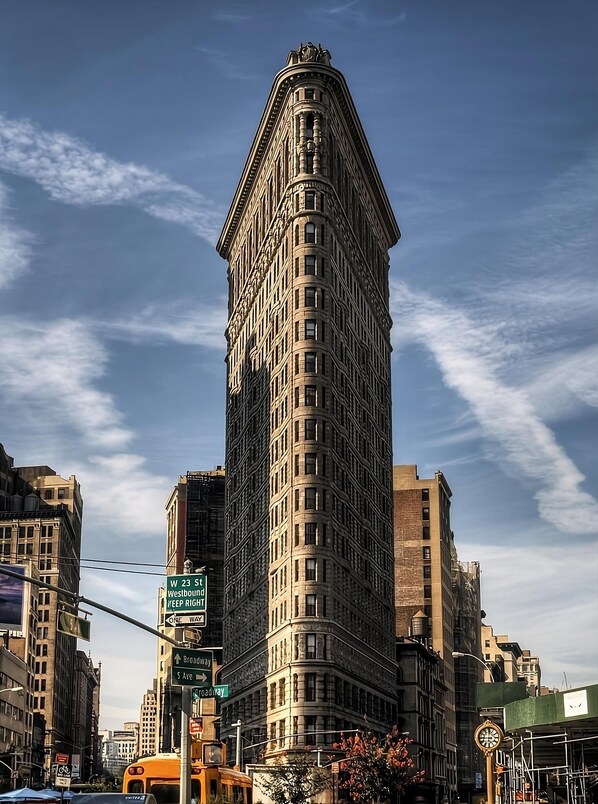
[
  {"x1": 189, "y1": 717, "x2": 203, "y2": 735},
  {"x1": 55, "y1": 753, "x2": 69, "y2": 765}
]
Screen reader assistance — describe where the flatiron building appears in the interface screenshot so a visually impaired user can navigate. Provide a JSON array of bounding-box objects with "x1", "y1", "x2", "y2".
[{"x1": 217, "y1": 44, "x2": 400, "y2": 758}]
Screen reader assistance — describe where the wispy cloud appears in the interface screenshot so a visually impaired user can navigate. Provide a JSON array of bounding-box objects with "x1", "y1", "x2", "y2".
[
  {"x1": 0, "y1": 113, "x2": 223, "y2": 244},
  {"x1": 391, "y1": 281, "x2": 598, "y2": 535},
  {"x1": 99, "y1": 299, "x2": 228, "y2": 349},
  {"x1": 320, "y1": 0, "x2": 406, "y2": 26},
  {"x1": 469, "y1": 541, "x2": 598, "y2": 687},
  {"x1": 0, "y1": 181, "x2": 32, "y2": 289},
  {"x1": 0, "y1": 317, "x2": 131, "y2": 449},
  {"x1": 196, "y1": 47, "x2": 256, "y2": 81},
  {"x1": 71, "y1": 453, "x2": 172, "y2": 537}
]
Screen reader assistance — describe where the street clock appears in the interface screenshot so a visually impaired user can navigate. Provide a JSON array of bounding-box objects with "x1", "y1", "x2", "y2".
[{"x1": 474, "y1": 720, "x2": 504, "y2": 753}]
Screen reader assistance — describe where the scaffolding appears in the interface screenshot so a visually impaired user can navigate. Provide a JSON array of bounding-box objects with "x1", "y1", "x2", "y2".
[{"x1": 488, "y1": 685, "x2": 598, "y2": 804}]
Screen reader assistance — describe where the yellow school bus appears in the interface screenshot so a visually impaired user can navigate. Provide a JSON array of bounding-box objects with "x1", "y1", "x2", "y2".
[{"x1": 123, "y1": 744, "x2": 252, "y2": 804}]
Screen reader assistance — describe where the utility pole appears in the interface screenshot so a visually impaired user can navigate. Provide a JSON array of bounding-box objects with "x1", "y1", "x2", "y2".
[
  {"x1": 179, "y1": 559, "x2": 193, "y2": 804},
  {"x1": 232, "y1": 720, "x2": 242, "y2": 771}
]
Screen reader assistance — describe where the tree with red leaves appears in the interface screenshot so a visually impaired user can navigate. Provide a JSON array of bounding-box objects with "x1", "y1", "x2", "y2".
[{"x1": 334, "y1": 727, "x2": 425, "y2": 803}]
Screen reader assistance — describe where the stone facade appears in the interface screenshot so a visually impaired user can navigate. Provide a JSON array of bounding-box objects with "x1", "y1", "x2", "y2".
[
  {"x1": 0, "y1": 444, "x2": 83, "y2": 775},
  {"x1": 217, "y1": 45, "x2": 400, "y2": 759}
]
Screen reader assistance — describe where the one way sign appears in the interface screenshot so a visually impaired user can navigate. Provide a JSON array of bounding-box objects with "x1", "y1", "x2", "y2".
[{"x1": 171, "y1": 648, "x2": 213, "y2": 688}]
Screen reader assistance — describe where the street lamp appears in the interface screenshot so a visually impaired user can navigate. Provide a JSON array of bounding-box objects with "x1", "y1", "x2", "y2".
[
  {"x1": 0, "y1": 687, "x2": 23, "y2": 694},
  {"x1": 452, "y1": 651, "x2": 496, "y2": 681}
]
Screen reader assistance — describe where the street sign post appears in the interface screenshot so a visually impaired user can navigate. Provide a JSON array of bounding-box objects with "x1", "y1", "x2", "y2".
[
  {"x1": 166, "y1": 574, "x2": 207, "y2": 614},
  {"x1": 164, "y1": 612, "x2": 207, "y2": 628},
  {"x1": 57, "y1": 611, "x2": 91, "y2": 641},
  {"x1": 172, "y1": 648, "x2": 213, "y2": 687},
  {"x1": 192, "y1": 684, "x2": 229, "y2": 700},
  {"x1": 55, "y1": 765, "x2": 71, "y2": 788}
]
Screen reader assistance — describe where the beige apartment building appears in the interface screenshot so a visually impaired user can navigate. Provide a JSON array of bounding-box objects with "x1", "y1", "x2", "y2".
[
  {"x1": 0, "y1": 444, "x2": 84, "y2": 774},
  {"x1": 217, "y1": 44, "x2": 400, "y2": 760}
]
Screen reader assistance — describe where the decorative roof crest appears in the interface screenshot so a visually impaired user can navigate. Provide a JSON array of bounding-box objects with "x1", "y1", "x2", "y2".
[{"x1": 287, "y1": 42, "x2": 331, "y2": 67}]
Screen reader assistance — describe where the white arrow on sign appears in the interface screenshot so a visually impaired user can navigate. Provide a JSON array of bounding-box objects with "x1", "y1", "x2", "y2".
[
  {"x1": 195, "y1": 673, "x2": 208, "y2": 683},
  {"x1": 165, "y1": 612, "x2": 206, "y2": 627}
]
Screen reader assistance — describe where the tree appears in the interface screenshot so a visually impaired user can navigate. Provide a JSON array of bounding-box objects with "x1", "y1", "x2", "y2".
[
  {"x1": 255, "y1": 751, "x2": 332, "y2": 804},
  {"x1": 335, "y1": 727, "x2": 425, "y2": 804}
]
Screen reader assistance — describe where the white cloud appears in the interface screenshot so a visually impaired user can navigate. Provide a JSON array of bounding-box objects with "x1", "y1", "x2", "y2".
[
  {"x1": 71, "y1": 453, "x2": 172, "y2": 537},
  {"x1": 469, "y1": 541, "x2": 598, "y2": 688},
  {"x1": 99, "y1": 299, "x2": 228, "y2": 349},
  {"x1": 0, "y1": 317, "x2": 131, "y2": 449},
  {"x1": 391, "y1": 281, "x2": 598, "y2": 534},
  {"x1": 0, "y1": 181, "x2": 31, "y2": 289},
  {"x1": 0, "y1": 113, "x2": 223, "y2": 244}
]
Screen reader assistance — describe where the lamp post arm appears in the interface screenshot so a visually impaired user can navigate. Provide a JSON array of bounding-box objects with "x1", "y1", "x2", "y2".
[{"x1": 452, "y1": 651, "x2": 496, "y2": 680}]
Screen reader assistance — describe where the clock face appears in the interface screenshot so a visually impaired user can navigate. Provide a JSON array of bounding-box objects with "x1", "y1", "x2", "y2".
[
  {"x1": 475, "y1": 723, "x2": 503, "y2": 752},
  {"x1": 479, "y1": 727, "x2": 500, "y2": 748}
]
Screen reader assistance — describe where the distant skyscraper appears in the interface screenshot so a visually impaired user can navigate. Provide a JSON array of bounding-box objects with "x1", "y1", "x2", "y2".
[
  {"x1": 217, "y1": 44, "x2": 399, "y2": 758},
  {"x1": 138, "y1": 681, "x2": 158, "y2": 758},
  {"x1": 392, "y1": 464, "x2": 457, "y2": 799}
]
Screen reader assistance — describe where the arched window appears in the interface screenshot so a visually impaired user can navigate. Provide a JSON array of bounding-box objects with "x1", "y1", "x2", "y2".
[
  {"x1": 294, "y1": 224, "x2": 299, "y2": 246},
  {"x1": 305, "y1": 222, "x2": 316, "y2": 243}
]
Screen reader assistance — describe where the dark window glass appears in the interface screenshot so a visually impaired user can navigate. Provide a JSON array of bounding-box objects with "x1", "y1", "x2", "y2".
[
  {"x1": 305, "y1": 287, "x2": 317, "y2": 307},
  {"x1": 305, "y1": 255, "x2": 316, "y2": 275},
  {"x1": 305, "y1": 320, "x2": 316, "y2": 339},
  {"x1": 304, "y1": 352, "x2": 317, "y2": 372},
  {"x1": 305, "y1": 191, "x2": 315, "y2": 210}
]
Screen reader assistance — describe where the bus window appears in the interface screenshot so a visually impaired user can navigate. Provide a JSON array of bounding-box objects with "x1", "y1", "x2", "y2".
[
  {"x1": 190, "y1": 780, "x2": 201, "y2": 804},
  {"x1": 126, "y1": 782, "x2": 144, "y2": 794},
  {"x1": 210, "y1": 779, "x2": 218, "y2": 798}
]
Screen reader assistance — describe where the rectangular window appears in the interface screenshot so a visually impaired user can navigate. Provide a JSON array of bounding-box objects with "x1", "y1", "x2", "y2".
[
  {"x1": 422, "y1": 507, "x2": 430, "y2": 520},
  {"x1": 305, "y1": 594, "x2": 316, "y2": 616},
  {"x1": 423, "y1": 547, "x2": 431, "y2": 560},
  {"x1": 305, "y1": 715, "x2": 317, "y2": 738},
  {"x1": 422, "y1": 488, "x2": 429, "y2": 501},
  {"x1": 305, "y1": 523, "x2": 317, "y2": 545},
  {"x1": 304, "y1": 352, "x2": 317, "y2": 372},
  {"x1": 305, "y1": 287, "x2": 316, "y2": 307},
  {"x1": 305, "y1": 558, "x2": 316, "y2": 580},
  {"x1": 422, "y1": 526, "x2": 430, "y2": 540},
  {"x1": 305, "y1": 488, "x2": 317, "y2": 510},
  {"x1": 305, "y1": 255, "x2": 316, "y2": 275},
  {"x1": 305, "y1": 419, "x2": 316, "y2": 440},
  {"x1": 423, "y1": 565, "x2": 431, "y2": 578},
  {"x1": 305, "y1": 453, "x2": 317, "y2": 474},
  {"x1": 305, "y1": 319, "x2": 316, "y2": 339},
  {"x1": 305, "y1": 191, "x2": 315, "y2": 209},
  {"x1": 424, "y1": 585, "x2": 432, "y2": 599},
  {"x1": 305, "y1": 633, "x2": 316, "y2": 659},
  {"x1": 305, "y1": 673, "x2": 316, "y2": 702},
  {"x1": 305, "y1": 385, "x2": 317, "y2": 406}
]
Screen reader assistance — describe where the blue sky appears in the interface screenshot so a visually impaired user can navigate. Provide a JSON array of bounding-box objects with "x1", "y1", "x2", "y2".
[{"x1": 1, "y1": 1, "x2": 596, "y2": 730}]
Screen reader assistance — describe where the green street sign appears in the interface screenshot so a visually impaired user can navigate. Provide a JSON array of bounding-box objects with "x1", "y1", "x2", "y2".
[
  {"x1": 166, "y1": 573, "x2": 207, "y2": 614},
  {"x1": 192, "y1": 684, "x2": 229, "y2": 700},
  {"x1": 172, "y1": 648, "x2": 213, "y2": 688}
]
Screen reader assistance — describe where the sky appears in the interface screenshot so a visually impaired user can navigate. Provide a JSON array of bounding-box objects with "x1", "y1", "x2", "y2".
[{"x1": 0, "y1": 0, "x2": 596, "y2": 732}]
